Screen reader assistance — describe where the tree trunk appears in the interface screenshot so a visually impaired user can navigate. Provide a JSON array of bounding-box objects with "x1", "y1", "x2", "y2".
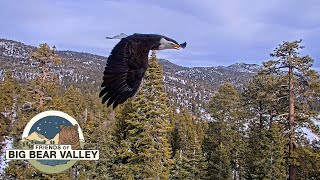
[{"x1": 288, "y1": 62, "x2": 296, "y2": 180}]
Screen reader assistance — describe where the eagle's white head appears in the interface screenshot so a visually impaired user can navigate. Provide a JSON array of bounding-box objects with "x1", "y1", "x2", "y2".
[{"x1": 158, "y1": 37, "x2": 182, "y2": 50}]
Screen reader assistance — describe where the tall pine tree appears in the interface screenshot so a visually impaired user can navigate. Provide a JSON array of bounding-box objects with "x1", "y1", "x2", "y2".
[
  {"x1": 170, "y1": 110, "x2": 206, "y2": 179},
  {"x1": 29, "y1": 43, "x2": 61, "y2": 112},
  {"x1": 204, "y1": 83, "x2": 245, "y2": 179},
  {"x1": 242, "y1": 74, "x2": 287, "y2": 179},
  {"x1": 261, "y1": 40, "x2": 320, "y2": 179},
  {"x1": 109, "y1": 51, "x2": 173, "y2": 179}
]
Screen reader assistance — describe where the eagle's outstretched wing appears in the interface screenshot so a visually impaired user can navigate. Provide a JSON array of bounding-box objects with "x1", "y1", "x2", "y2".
[{"x1": 99, "y1": 36, "x2": 150, "y2": 109}]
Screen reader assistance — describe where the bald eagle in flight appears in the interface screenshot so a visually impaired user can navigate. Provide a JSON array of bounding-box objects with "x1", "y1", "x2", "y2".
[{"x1": 99, "y1": 33, "x2": 187, "y2": 109}]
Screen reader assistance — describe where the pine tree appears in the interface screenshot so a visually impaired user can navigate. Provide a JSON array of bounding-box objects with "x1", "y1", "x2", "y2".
[
  {"x1": 204, "y1": 83, "x2": 245, "y2": 179},
  {"x1": 0, "y1": 71, "x2": 21, "y2": 176},
  {"x1": 61, "y1": 85, "x2": 86, "y2": 120},
  {"x1": 243, "y1": 122, "x2": 286, "y2": 180},
  {"x1": 0, "y1": 70, "x2": 20, "y2": 132},
  {"x1": 170, "y1": 110, "x2": 206, "y2": 179},
  {"x1": 0, "y1": 114, "x2": 8, "y2": 140},
  {"x1": 261, "y1": 40, "x2": 320, "y2": 179},
  {"x1": 203, "y1": 121, "x2": 232, "y2": 179},
  {"x1": 109, "y1": 51, "x2": 173, "y2": 179},
  {"x1": 0, "y1": 71, "x2": 16, "y2": 137},
  {"x1": 29, "y1": 43, "x2": 61, "y2": 112},
  {"x1": 242, "y1": 74, "x2": 287, "y2": 179},
  {"x1": 295, "y1": 140, "x2": 320, "y2": 179},
  {"x1": 76, "y1": 92, "x2": 112, "y2": 179}
]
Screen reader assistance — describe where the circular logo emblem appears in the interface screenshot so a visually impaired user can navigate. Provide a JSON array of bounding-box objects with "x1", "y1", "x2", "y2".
[{"x1": 20, "y1": 110, "x2": 85, "y2": 174}]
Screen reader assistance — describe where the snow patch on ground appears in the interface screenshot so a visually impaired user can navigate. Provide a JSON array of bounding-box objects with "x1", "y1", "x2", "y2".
[
  {"x1": 0, "y1": 136, "x2": 13, "y2": 174},
  {"x1": 299, "y1": 127, "x2": 319, "y2": 141},
  {"x1": 298, "y1": 117, "x2": 320, "y2": 141}
]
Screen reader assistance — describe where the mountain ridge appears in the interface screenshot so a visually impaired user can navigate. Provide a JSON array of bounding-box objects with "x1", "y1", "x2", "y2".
[
  {"x1": 0, "y1": 38, "x2": 261, "y2": 69},
  {"x1": 0, "y1": 38, "x2": 262, "y2": 119}
]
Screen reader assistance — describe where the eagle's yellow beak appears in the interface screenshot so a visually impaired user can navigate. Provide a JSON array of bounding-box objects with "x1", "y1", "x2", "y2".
[{"x1": 172, "y1": 44, "x2": 180, "y2": 49}]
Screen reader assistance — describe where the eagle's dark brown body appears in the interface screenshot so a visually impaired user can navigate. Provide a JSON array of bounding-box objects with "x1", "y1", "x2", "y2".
[{"x1": 99, "y1": 33, "x2": 185, "y2": 109}]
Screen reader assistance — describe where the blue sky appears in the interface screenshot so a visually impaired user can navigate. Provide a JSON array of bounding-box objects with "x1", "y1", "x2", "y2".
[{"x1": 1, "y1": 0, "x2": 319, "y2": 68}]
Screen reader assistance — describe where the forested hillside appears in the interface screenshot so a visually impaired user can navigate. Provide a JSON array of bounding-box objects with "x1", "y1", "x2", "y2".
[{"x1": 0, "y1": 39, "x2": 319, "y2": 179}]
